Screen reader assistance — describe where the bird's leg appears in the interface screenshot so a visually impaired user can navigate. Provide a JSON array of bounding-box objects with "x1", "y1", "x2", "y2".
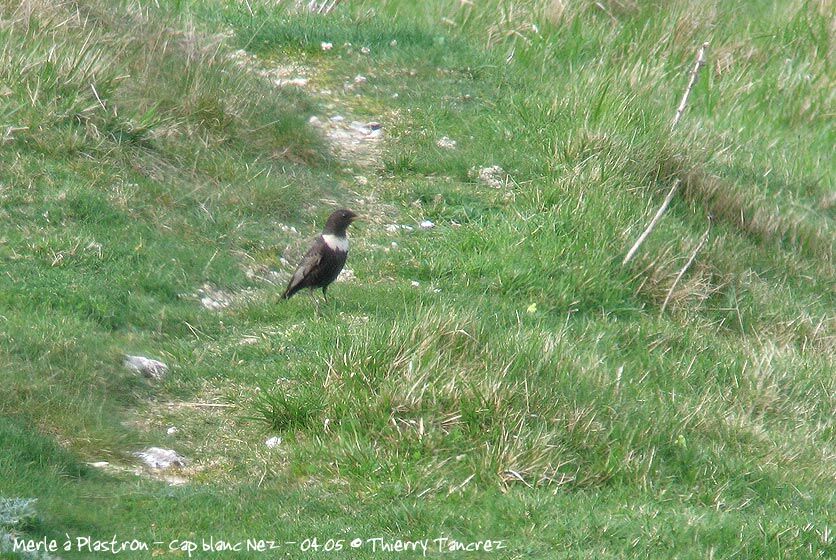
[
  {"x1": 322, "y1": 287, "x2": 329, "y2": 304},
  {"x1": 309, "y1": 288, "x2": 322, "y2": 316}
]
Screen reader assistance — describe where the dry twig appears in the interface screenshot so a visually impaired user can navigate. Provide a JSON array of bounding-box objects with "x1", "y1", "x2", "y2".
[
  {"x1": 660, "y1": 221, "x2": 711, "y2": 314},
  {"x1": 622, "y1": 179, "x2": 680, "y2": 265},
  {"x1": 622, "y1": 41, "x2": 709, "y2": 266},
  {"x1": 671, "y1": 42, "x2": 710, "y2": 130}
]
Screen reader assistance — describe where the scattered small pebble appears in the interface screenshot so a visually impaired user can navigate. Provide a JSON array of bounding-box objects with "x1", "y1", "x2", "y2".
[
  {"x1": 385, "y1": 224, "x2": 415, "y2": 233},
  {"x1": 134, "y1": 447, "x2": 187, "y2": 469},
  {"x1": 336, "y1": 268, "x2": 356, "y2": 283},
  {"x1": 410, "y1": 281, "x2": 420, "y2": 287},
  {"x1": 274, "y1": 77, "x2": 308, "y2": 87},
  {"x1": 355, "y1": 175, "x2": 369, "y2": 186},
  {"x1": 166, "y1": 426, "x2": 178, "y2": 435},
  {"x1": 228, "y1": 49, "x2": 250, "y2": 66},
  {"x1": 471, "y1": 165, "x2": 507, "y2": 189},
  {"x1": 360, "y1": 46, "x2": 370, "y2": 55},
  {"x1": 353, "y1": 75, "x2": 367, "y2": 84},
  {"x1": 124, "y1": 355, "x2": 168, "y2": 380},
  {"x1": 321, "y1": 42, "x2": 333, "y2": 51},
  {"x1": 245, "y1": 264, "x2": 281, "y2": 284},
  {"x1": 330, "y1": 115, "x2": 345, "y2": 122},
  {"x1": 197, "y1": 285, "x2": 234, "y2": 310},
  {"x1": 436, "y1": 136, "x2": 457, "y2": 149},
  {"x1": 390, "y1": 39, "x2": 398, "y2": 47},
  {"x1": 200, "y1": 296, "x2": 225, "y2": 311},
  {"x1": 419, "y1": 220, "x2": 435, "y2": 229},
  {"x1": 341, "y1": 122, "x2": 365, "y2": 136},
  {"x1": 265, "y1": 436, "x2": 282, "y2": 449}
]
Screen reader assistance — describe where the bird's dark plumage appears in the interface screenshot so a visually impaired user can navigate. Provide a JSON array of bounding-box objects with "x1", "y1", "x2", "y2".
[{"x1": 282, "y1": 209, "x2": 357, "y2": 301}]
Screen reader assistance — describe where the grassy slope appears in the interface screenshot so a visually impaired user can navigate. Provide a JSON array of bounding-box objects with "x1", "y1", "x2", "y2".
[{"x1": 1, "y1": 0, "x2": 833, "y2": 558}]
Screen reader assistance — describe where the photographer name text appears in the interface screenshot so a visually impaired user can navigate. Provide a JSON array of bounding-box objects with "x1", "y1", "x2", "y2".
[{"x1": 14, "y1": 535, "x2": 507, "y2": 556}]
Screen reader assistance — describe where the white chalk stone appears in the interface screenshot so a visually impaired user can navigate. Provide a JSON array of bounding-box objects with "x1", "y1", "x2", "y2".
[
  {"x1": 124, "y1": 355, "x2": 168, "y2": 380},
  {"x1": 135, "y1": 447, "x2": 187, "y2": 469}
]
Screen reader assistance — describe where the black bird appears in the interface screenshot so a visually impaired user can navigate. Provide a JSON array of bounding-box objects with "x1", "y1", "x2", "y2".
[{"x1": 282, "y1": 209, "x2": 358, "y2": 301}]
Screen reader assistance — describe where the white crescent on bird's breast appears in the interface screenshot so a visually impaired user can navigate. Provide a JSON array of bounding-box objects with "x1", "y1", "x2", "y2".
[{"x1": 322, "y1": 234, "x2": 349, "y2": 252}]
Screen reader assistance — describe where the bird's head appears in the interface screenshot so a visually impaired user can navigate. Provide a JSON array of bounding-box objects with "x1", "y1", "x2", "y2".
[{"x1": 324, "y1": 208, "x2": 358, "y2": 236}]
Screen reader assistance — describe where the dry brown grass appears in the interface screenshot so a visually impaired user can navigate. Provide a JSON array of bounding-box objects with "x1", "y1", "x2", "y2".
[{"x1": 655, "y1": 154, "x2": 833, "y2": 260}]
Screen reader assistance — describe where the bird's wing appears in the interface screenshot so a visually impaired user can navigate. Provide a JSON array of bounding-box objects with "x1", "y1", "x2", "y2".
[{"x1": 284, "y1": 238, "x2": 325, "y2": 296}]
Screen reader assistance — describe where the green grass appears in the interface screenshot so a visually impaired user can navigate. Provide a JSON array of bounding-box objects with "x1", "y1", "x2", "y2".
[{"x1": 1, "y1": 0, "x2": 833, "y2": 558}]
